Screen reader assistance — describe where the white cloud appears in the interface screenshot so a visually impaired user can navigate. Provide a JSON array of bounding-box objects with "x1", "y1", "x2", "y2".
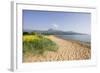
[{"x1": 52, "y1": 23, "x2": 59, "y2": 29}]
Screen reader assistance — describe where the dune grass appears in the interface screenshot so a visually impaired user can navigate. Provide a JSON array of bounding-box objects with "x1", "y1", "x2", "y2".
[{"x1": 23, "y1": 34, "x2": 58, "y2": 55}]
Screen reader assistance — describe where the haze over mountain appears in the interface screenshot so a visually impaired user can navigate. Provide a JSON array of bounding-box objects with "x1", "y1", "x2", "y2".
[{"x1": 23, "y1": 28, "x2": 87, "y2": 35}]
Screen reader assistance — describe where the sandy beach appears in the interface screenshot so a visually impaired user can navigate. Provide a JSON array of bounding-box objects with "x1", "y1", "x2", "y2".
[{"x1": 23, "y1": 35, "x2": 91, "y2": 62}]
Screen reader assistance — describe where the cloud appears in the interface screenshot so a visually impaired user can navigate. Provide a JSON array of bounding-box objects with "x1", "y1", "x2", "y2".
[{"x1": 52, "y1": 23, "x2": 59, "y2": 29}]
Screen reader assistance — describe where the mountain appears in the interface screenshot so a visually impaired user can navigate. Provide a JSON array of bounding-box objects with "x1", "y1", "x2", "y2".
[{"x1": 23, "y1": 29, "x2": 86, "y2": 35}]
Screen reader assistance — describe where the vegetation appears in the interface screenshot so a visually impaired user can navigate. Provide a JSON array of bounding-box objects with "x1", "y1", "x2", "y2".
[{"x1": 23, "y1": 33, "x2": 58, "y2": 55}]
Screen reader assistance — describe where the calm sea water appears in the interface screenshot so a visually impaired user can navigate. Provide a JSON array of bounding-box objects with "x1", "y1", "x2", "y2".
[{"x1": 56, "y1": 35, "x2": 91, "y2": 42}]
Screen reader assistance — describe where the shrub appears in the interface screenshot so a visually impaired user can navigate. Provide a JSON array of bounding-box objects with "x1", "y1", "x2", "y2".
[{"x1": 23, "y1": 32, "x2": 29, "y2": 35}]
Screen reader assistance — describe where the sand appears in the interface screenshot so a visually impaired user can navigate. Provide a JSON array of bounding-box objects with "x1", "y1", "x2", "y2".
[{"x1": 23, "y1": 35, "x2": 91, "y2": 62}]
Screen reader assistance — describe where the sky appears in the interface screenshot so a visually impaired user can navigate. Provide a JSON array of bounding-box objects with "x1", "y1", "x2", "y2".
[{"x1": 23, "y1": 10, "x2": 91, "y2": 34}]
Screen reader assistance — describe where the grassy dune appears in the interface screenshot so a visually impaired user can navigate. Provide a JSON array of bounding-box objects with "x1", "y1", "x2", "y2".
[
  {"x1": 23, "y1": 34, "x2": 58, "y2": 55},
  {"x1": 23, "y1": 35, "x2": 91, "y2": 62}
]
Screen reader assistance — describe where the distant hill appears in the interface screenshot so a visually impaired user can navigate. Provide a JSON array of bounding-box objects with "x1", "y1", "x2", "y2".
[{"x1": 23, "y1": 29, "x2": 86, "y2": 35}]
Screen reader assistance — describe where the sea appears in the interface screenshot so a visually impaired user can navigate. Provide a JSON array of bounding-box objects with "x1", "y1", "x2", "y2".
[{"x1": 56, "y1": 34, "x2": 91, "y2": 43}]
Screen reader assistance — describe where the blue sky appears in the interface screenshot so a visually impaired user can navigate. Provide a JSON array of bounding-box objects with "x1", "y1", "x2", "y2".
[{"x1": 23, "y1": 10, "x2": 91, "y2": 34}]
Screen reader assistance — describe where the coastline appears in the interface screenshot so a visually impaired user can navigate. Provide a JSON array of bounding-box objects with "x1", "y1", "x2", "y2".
[
  {"x1": 54, "y1": 35, "x2": 91, "y2": 49},
  {"x1": 23, "y1": 35, "x2": 91, "y2": 62}
]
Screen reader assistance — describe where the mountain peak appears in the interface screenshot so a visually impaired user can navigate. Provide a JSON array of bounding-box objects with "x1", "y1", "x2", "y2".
[{"x1": 48, "y1": 28, "x2": 55, "y2": 31}]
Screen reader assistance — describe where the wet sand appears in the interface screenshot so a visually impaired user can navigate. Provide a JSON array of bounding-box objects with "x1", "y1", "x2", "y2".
[{"x1": 23, "y1": 35, "x2": 91, "y2": 62}]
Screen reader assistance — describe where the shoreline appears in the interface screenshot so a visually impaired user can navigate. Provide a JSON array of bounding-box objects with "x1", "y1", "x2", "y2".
[
  {"x1": 53, "y1": 35, "x2": 91, "y2": 48},
  {"x1": 23, "y1": 35, "x2": 91, "y2": 62}
]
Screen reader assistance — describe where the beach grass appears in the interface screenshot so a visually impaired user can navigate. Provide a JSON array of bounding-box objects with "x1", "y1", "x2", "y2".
[{"x1": 23, "y1": 34, "x2": 58, "y2": 55}]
